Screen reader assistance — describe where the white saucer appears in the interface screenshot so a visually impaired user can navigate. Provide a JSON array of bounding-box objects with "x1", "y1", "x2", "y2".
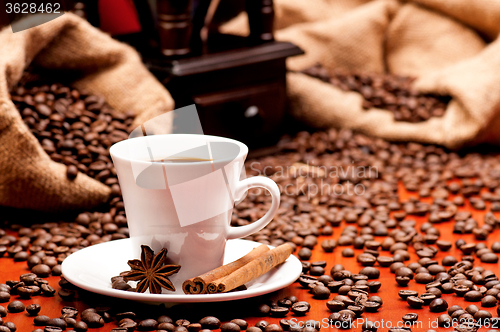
[{"x1": 61, "y1": 238, "x2": 302, "y2": 303}]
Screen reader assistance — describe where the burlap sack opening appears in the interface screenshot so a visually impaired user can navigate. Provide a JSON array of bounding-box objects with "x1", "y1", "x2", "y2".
[
  {"x1": 0, "y1": 13, "x2": 174, "y2": 212},
  {"x1": 221, "y1": 0, "x2": 500, "y2": 149}
]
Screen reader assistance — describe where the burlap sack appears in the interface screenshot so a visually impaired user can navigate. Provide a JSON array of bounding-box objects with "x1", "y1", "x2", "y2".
[
  {"x1": 221, "y1": 0, "x2": 500, "y2": 149},
  {"x1": 0, "y1": 13, "x2": 174, "y2": 212}
]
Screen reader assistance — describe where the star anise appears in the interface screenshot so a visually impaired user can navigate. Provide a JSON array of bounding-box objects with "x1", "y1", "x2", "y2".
[{"x1": 121, "y1": 245, "x2": 181, "y2": 294}]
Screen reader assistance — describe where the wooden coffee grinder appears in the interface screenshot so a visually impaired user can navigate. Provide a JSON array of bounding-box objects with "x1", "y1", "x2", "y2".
[{"x1": 148, "y1": 0, "x2": 303, "y2": 147}]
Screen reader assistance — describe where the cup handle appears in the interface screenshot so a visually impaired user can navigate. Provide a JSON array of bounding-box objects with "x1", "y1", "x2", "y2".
[{"x1": 227, "y1": 176, "x2": 280, "y2": 239}]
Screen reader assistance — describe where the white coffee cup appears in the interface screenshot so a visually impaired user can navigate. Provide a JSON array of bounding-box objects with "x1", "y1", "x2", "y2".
[{"x1": 110, "y1": 134, "x2": 280, "y2": 293}]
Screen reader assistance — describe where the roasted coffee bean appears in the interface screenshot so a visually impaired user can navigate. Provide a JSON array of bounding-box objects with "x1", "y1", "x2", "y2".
[
  {"x1": 437, "y1": 314, "x2": 451, "y2": 327},
  {"x1": 326, "y1": 300, "x2": 345, "y2": 312},
  {"x1": 342, "y1": 248, "x2": 354, "y2": 257},
  {"x1": 359, "y1": 267, "x2": 380, "y2": 279},
  {"x1": 429, "y1": 298, "x2": 448, "y2": 312},
  {"x1": 415, "y1": 273, "x2": 433, "y2": 284},
  {"x1": 395, "y1": 267, "x2": 414, "y2": 279},
  {"x1": 398, "y1": 290, "x2": 418, "y2": 300},
  {"x1": 436, "y1": 241, "x2": 452, "y2": 251},
  {"x1": 158, "y1": 322, "x2": 175, "y2": 331},
  {"x1": 298, "y1": 248, "x2": 312, "y2": 260},
  {"x1": 61, "y1": 306, "x2": 78, "y2": 319},
  {"x1": 270, "y1": 307, "x2": 289, "y2": 317},
  {"x1": 309, "y1": 266, "x2": 325, "y2": 276},
  {"x1": 312, "y1": 285, "x2": 331, "y2": 299},
  {"x1": 302, "y1": 65, "x2": 450, "y2": 122},
  {"x1": 363, "y1": 301, "x2": 381, "y2": 312},
  {"x1": 475, "y1": 309, "x2": 492, "y2": 321},
  {"x1": 26, "y1": 303, "x2": 41, "y2": 316},
  {"x1": 58, "y1": 288, "x2": 76, "y2": 301},
  {"x1": 337, "y1": 309, "x2": 356, "y2": 329},
  {"x1": 32, "y1": 264, "x2": 51, "y2": 277},
  {"x1": 279, "y1": 319, "x2": 291, "y2": 331},
  {"x1": 395, "y1": 276, "x2": 411, "y2": 286},
  {"x1": 230, "y1": 319, "x2": 248, "y2": 330},
  {"x1": 263, "y1": 324, "x2": 282, "y2": 332},
  {"x1": 119, "y1": 318, "x2": 138, "y2": 331},
  {"x1": 247, "y1": 328, "x2": 263, "y2": 332},
  {"x1": 173, "y1": 327, "x2": 189, "y2": 332},
  {"x1": 481, "y1": 253, "x2": 499, "y2": 263},
  {"x1": 419, "y1": 293, "x2": 437, "y2": 305},
  {"x1": 73, "y1": 321, "x2": 88, "y2": 332},
  {"x1": 0, "y1": 306, "x2": 6, "y2": 318},
  {"x1": 0, "y1": 293, "x2": 10, "y2": 303},
  {"x1": 291, "y1": 301, "x2": 310, "y2": 315},
  {"x1": 255, "y1": 320, "x2": 269, "y2": 330},
  {"x1": 82, "y1": 312, "x2": 104, "y2": 328},
  {"x1": 367, "y1": 281, "x2": 381, "y2": 292},
  {"x1": 7, "y1": 300, "x2": 24, "y2": 313},
  {"x1": 464, "y1": 290, "x2": 482, "y2": 302},
  {"x1": 402, "y1": 313, "x2": 418, "y2": 322},
  {"x1": 199, "y1": 317, "x2": 221, "y2": 330},
  {"x1": 321, "y1": 240, "x2": 336, "y2": 252},
  {"x1": 481, "y1": 295, "x2": 497, "y2": 307},
  {"x1": 34, "y1": 315, "x2": 51, "y2": 326},
  {"x1": 137, "y1": 319, "x2": 159, "y2": 331},
  {"x1": 47, "y1": 318, "x2": 67, "y2": 330},
  {"x1": 407, "y1": 296, "x2": 424, "y2": 309},
  {"x1": 41, "y1": 284, "x2": 56, "y2": 296}
]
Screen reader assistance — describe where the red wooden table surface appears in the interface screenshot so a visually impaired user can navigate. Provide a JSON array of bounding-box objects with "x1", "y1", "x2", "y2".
[{"x1": 1, "y1": 182, "x2": 499, "y2": 332}]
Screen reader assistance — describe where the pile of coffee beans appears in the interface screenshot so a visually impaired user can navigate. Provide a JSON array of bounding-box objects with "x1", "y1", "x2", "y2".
[
  {"x1": 11, "y1": 83, "x2": 135, "y2": 183},
  {"x1": 301, "y1": 64, "x2": 450, "y2": 123},
  {"x1": 3, "y1": 82, "x2": 134, "y2": 279},
  {"x1": 4, "y1": 80, "x2": 500, "y2": 331},
  {"x1": 237, "y1": 128, "x2": 500, "y2": 330}
]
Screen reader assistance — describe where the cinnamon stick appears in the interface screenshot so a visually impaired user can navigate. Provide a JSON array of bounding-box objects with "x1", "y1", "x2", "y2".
[
  {"x1": 207, "y1": 243, "x2": 293, "y2": 293},
  {"x1": 182, "y1": 244, "x2": 270, "y2": 294}
]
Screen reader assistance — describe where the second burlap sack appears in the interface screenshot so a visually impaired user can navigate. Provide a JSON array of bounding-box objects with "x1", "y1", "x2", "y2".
[
  {"x1": 221, "y1": 0, "x2": 500, "y2": 149},
  {"x1": 0, "y1": 13, "x2": 174, "y2": 212}
]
